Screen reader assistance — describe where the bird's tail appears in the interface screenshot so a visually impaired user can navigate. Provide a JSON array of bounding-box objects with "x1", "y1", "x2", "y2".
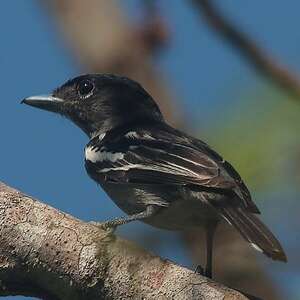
[{"x1": 221, "y1": 207, "x2": 287, "y2": 262}]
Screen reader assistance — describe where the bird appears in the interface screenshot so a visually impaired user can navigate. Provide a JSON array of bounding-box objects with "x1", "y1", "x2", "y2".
[{"x1": 22, "y1": 74, "x2": 287, "y2": 278}]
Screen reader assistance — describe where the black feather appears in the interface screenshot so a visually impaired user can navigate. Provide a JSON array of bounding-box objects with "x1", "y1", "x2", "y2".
[{"x1": 220, "y1": 207, "x2": 287, "y2": 262}]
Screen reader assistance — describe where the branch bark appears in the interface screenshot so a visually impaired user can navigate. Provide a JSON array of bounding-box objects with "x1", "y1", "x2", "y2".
[
  {"x1": 0, "y1": 182, "x2": 253, "y2": 299},
  {"x1": 192, "y1": 0, "x2": 300, "y2": 100}
]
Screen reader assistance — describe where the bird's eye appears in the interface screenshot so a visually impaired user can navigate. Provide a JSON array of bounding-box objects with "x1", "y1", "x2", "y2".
[{"x1": 77, "y1": 80, "x2": 95, "y2": 98}]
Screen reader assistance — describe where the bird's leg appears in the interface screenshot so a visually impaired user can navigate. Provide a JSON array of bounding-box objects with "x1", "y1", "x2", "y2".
[
  {"x1": 204, "y1": 222, "x2": 218, "y2": 278},
  {"x1": 91, "y1": 205, "x2": 158, "y2": 231}
]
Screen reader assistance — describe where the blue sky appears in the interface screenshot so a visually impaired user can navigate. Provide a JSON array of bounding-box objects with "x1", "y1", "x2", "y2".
[{"x1": 1, "y1": 1, "x2": 300, "y2": 299}]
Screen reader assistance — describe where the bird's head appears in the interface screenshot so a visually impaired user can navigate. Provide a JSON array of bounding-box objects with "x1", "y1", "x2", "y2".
[{"x1": 22, "y1": 74, "x2": 163, "y2": 137}]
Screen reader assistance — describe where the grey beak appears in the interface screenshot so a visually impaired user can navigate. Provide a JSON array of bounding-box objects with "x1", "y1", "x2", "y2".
[{"x1": 21, "y1": 94, "x2": 64, "y2": 113}]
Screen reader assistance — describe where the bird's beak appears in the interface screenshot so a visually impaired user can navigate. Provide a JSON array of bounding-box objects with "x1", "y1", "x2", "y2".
[{"x1": 21, "y1": 94, "x2": 64, "y2": 113}]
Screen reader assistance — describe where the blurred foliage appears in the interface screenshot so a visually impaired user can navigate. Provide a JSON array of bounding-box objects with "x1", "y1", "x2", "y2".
[{"x1": 204, "y1": 87, "x2": 300, "y2": 194}]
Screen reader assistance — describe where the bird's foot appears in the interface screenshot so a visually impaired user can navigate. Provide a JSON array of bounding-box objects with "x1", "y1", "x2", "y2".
[
  {"x1": 194, "y1": 265, "x2": 204, "y2": 276},
  {"x1": 194, "y1": 265, "x2": 212, "y2": 278},
  {"x1": 205, "y1": 268, "x2": 212, "y2": 279}
]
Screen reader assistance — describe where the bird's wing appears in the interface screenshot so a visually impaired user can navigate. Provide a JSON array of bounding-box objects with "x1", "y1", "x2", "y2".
[{"x1": 85, "y1": 125, "x2": 259, "y2": 213}]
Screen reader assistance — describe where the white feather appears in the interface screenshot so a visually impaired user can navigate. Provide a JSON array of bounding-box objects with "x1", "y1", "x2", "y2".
[
  {"x1": 125, "y1": 131, "x2": 155, "y2": 140},
  {"x1": 98, "y1": 133, "x2": 106, "y2": 141},
  {"x1": 125, "y1": 131, "x2": 139, "y2": 138},
  {"x1": 250, "y1": 243, "x2": 263, "y2": 252},
  {"x1": 85, "y1": 146, "x2": 124, "y2": 163},
  {"x1": 98, "y1": 161, "x2": 199, "y2": 176}
]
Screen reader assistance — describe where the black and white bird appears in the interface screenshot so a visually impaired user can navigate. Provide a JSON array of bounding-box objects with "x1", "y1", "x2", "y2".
[{"x1": 22, "y1": 74, "x2": 287, "y2": 278}]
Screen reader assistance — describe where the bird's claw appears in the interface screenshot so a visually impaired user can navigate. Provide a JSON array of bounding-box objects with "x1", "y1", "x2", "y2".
[{"x1": 194, "y1": 265, "x2": 204, "y2": 276}]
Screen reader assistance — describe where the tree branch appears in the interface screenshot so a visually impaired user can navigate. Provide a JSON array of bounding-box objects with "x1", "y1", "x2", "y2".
[
  {"x1": 191, "y1": 0, "x2": 300, "y2": 100},
  {"x1": 0, "y1": 182, "x2": 252, "y2": 299}
]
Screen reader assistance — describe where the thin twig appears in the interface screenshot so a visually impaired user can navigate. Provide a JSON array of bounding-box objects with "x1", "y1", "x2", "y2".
[{"x1": 192, "y1": 0, "x2": 300, "y2": 100}]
